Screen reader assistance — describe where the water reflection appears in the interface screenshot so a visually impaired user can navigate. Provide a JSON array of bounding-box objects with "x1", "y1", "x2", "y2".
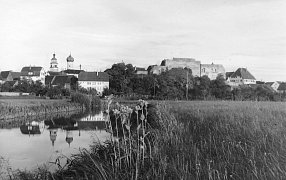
[
  {"x1": 20, "y1": 121, "x2": 41, "y2": 135},
  {"x1": 0, "y1": 110, "x2": 110, "y2": 171}
]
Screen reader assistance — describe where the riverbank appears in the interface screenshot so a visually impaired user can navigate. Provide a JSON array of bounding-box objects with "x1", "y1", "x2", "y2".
[
  {"x1": 0, "y1": 99, "x2": 84, "y2": 120},
  {"x1": 4, "y1": 100, "x2": 286, "y2": 179}
]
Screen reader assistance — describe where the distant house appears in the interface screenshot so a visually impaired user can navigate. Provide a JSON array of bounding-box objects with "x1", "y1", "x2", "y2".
[
  {"x1": 20, "y1": 66, "x2": 46, "y2": 84},
  {"x1": 277, "y1": 83, "x2": 286, "y2": 94},
  {"x1": 0, "y1": 71, "x2": 21, "y2": 84},
  {"x1": 0, "y1": 71, "x2": 13, "y2": 83},
  {"x1": 135, "y1": 67, "x2": 148, "y2": 75},
  {"x1": 45, "y1": 75, "x2": 77, "y2": 90},
  {"x1": 227, "y1": 68, "x2": 256, "y2": 86},
  {"x1": 78, "y1": 72, "x2": 109, "y2": 95},
  {"x1": 265, "y1": 81, "x2": 280, "y2": 92}
]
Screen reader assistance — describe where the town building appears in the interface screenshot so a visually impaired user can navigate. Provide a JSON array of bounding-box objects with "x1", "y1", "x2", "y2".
[
  {"x1": 62, "y1": 69, "x2": 84, "y2": 78},
  {"x1": 0, "y1": 71, "x2": 21, "y2": 84},
  {"x1": 78, "y1": 72, "x2": 109, "y2": 95},
  {"x1": 148, "y1": 58, "x2": 225, "y2": 80},
  {"x1": 49, "y1": 53, "x2": 59, "y2": 72},
  {"x1": 277, "y1": 83, "x2": 286, "y2": 94},
  {"x1": 226, "y1": 68, "x2": 256, "y2": 86},
  {"x1": 20, "y1": 66, "x2": 46, "y2": 84},
  {"x1": 200, "y1": 63, "x2": 225, "y2": 80},
  {"x1": 45, "y1": 75, "x2": 77, "y2": 90},
  {"x1": 135, "y1": 67, "x2": 148, "y2": 75},
  {"x1": 265, "y1": 81, "x2": 281, "y2": 92},
  {"x1": 67, "y1": 54, "x2": 74, "y2": 70}
]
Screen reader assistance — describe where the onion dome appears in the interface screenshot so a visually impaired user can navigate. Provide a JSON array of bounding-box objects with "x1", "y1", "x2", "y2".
[
  {"x1": 66, "y1": 54, "x2": 74, "y2": 62},
  {"x1": 66, "y1": 131, "x2": 73, "y2": 147},
  {"x1": 51, "y1": 54, "x2": 57, "y2": 61}
]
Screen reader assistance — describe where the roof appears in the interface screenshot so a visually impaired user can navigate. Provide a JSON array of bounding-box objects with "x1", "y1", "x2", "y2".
[
  {"x1": 0, "y1": 71, "x2": 11, "y2": 79},
  {"x1": 277, "y1": 83, "x2": 286, "y2": 91},
  {"x1": 265, "y1": 82, "x2": 274, "y2": 86},
  {"x1": 45, "y1": 75, "x2": 74, "y2": 86},
  {"x1": 135, "y1": 67, "x2": 146, "y2": 71},
  {"x1": 66, "y1": 54, "x2": 74, "y2": 62},
  {"x1": 21, "y1": 66, "x2": 43, "y2": 76},
  {"x1": 63, "y1": 69, "x2": 84, "y2": 74},
  {"x1": 10, "y1": 72, "x2": 21, "y2": 79},
  {"x1": 230, "y1": 68, "x2": 255, "y2": 80},
  {"x1": 78, "y1": 72, "x2": 109, "y2": 82},
  {"x1": 226, "y1": 72, "x2": 234, "y2": 79}
]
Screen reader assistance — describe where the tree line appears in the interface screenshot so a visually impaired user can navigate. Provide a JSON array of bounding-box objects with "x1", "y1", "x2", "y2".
[
  {"x1": 103, "y1": 62, "x2": 285, "y2": 101},
  {"x1": 0, "y1": 62, "x2": 285, "y2": 101}
]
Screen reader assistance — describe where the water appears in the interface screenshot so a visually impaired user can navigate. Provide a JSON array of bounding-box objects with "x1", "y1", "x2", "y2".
[{"x1": 0, "y1": 110, "x2": 111, "y2": 172}]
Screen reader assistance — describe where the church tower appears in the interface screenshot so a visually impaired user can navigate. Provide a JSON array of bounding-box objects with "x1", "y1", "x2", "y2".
[
  {"x1": 50, "y1": 53, "x2": 59, "y2": 72},
  {"x1": 66, "y1": 54, "x2": 74, "y2": 70}
]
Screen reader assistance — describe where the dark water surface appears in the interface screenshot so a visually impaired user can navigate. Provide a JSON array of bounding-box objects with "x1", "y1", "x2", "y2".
[{"x1": 0, "y1": 111, "x2": 110, "y2": 172}]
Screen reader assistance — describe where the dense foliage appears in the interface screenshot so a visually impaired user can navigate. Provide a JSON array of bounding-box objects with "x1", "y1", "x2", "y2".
[{"x1": 105, "y1": 62, "x2": 284, "y2": 101}]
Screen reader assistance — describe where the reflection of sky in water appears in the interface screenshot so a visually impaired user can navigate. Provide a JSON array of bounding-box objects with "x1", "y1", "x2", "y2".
[{"x1": 0, "y1": 112, "x2": 111, "y2": 172}]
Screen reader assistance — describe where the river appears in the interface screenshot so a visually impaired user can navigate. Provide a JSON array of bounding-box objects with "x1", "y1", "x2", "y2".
[{"x1": 0, "y1": 110, "x2": 111, "y2": 172}]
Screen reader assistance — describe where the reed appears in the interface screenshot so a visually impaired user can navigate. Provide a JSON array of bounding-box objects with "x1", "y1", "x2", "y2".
[{"x1": 7, "y1": 100, "x2": 286, "y2": 180}]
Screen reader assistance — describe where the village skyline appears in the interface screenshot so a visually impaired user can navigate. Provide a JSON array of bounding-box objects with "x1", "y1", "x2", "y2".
[{"x1": 0, "y1": 0, "x2": 285, "y2": 82}]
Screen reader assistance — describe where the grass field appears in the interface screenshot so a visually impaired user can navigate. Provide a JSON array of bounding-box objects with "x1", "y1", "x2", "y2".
[
  {"x1": 0, "y1": 98, "x2": 82, "y2": 120},
  {"x1": 5, "y1": 100, "x2": 286, "y2": 180}
]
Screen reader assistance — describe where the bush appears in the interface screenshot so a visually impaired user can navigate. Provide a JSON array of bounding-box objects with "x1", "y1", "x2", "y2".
[{"x1": 71, "y1": 92, "x2": 90, "y2": 109}]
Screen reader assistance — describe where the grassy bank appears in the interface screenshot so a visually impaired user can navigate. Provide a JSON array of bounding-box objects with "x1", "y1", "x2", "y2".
[
  {"x1": 6, "y1": 100, "x2": 286, "y2": 179},
  {"x1": 0, "y1": 99, "x2": 84, "y2": 120}
]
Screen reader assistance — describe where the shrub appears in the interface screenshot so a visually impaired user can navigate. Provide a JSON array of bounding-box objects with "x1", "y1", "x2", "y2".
[{"x1": 71, "y1": 92, "x2": 90, "y2": 109}]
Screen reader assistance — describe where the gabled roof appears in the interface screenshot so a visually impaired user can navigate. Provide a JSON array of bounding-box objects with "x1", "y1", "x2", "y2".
[
  {"x1": 277, "y1": 83, "x2": 286, "y2": 91},
  {"x1": 45, "y1": 75, "x2": 74, "y2": 86},
  {"x1": 226, "y1": 72, "x2": 234, "y2": 79},
  {"x1": 265, "y1": 82, "x2": 274, "y2": 86},
  {"x1": 52, "y1": 76, "x2": 70, "y2": 86},
  {"x1": 63, "y1": 69, "x2": 84, "y2": 74},
  {"x1": 0, "y1": 71, "x2": 11, "y2": 79},
  {"x1": 10, "y1": 72, "x2": 21, "y2": 80},
  {"x1": 230, "y1": 68, "x2": 255, "y2": 80},
  {"x1": 78, "y1": 72, "x2": 109, "y2": 82},
  {"x1": 45, "y1": 76, "x2": 54, "y2": 85},
  {"x1": 21, "y1": 66, "x2": 43, "y2": 76}
]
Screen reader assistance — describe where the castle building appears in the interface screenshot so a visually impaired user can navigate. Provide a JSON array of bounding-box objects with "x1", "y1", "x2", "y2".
[
  {"x1": 50, "y1": 54, "x2": 59, "y2": 72},
  {"x1": 200, "y1": 63, "x2": 225, "y2": 80},
  {"x1": 148, "y1": 58, "x2": 225, "y2": 80}
]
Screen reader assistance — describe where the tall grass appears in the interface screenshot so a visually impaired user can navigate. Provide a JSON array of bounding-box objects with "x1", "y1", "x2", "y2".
[{"x1": 8, "y1": 100, "x2": 286, "y2": 179}]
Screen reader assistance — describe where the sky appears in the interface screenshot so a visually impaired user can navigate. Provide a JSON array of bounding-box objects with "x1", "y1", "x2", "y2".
[{"x1": 0, "y1": 0, "x2": 285, "y2": 82}]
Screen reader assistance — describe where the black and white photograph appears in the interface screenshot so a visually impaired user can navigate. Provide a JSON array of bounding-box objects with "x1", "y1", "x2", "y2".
[{"x1": 0, "y1": 0, "x2": 286, "y2": 179}]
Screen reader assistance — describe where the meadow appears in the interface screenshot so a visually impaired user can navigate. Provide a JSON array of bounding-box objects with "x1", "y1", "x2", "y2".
[
  {"x1": 0, "y1": 98, "x2": 83, "y2": 120},
  {"x1": 4, "y1": 100, "x2": 286, "y2": 180}
]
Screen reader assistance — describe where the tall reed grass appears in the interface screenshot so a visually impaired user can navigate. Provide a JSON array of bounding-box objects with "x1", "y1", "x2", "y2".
[{"x1": 6, "y1": 100, "x2": 286, "y2": 180}]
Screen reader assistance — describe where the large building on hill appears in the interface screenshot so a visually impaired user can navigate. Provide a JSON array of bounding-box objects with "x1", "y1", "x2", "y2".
[
  {"x1": 78, "y1": 72, "x2": 109, "y2": 95},
  {"x1": 226, "y1": 68, "x2": 256, "y2": 86},
  {"x1": 148, "y1": 58, "x2": 225, "y2": 80}
]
